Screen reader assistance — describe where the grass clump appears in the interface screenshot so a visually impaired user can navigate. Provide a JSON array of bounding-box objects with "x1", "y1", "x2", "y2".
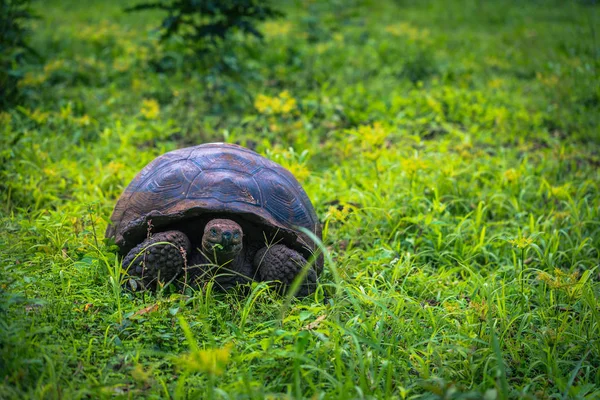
[{"x1": 1, "y1": 0, "x2": 599, "y2": 398}]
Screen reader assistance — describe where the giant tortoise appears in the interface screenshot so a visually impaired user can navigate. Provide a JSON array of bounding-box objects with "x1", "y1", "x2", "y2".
[{"x1": 105, "y1": 143, "x2": 322, "y2": 296}]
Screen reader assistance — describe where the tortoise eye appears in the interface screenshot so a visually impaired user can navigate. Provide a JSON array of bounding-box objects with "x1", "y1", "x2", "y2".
[
  {"x1": 233, "y1": 232, "x2": 240, "y2": 239},
  {"x1": 210, "y1": 228, "x2": 217, "y2": 235}
]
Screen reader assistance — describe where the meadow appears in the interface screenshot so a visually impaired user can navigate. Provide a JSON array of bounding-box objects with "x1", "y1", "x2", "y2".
[{"x1": 1, "y1": 0, "x2": 599, "y2": 398}]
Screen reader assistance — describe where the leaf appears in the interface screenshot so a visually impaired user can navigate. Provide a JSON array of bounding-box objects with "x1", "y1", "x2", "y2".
[
  {"x1": 131, "y1": 303, "x2": 159, "y2": 317},
  {"x1": 302, "y1": 314, "x2": 327, "y2": 331}
]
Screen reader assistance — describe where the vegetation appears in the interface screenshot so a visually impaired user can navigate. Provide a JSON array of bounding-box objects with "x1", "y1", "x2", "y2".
[
  {"x1": 0, "y1": 0, "x2": 39, "y2": 109},
  {"x1": 1, "y1": 0, "x2": 599, "y2": 398},
  {"x1": 125, "y1": 0, "x2": 283, "y2": 55}
]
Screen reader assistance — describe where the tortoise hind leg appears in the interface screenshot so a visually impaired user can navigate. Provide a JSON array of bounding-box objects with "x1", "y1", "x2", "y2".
[
  {"x1": 122, "y1": 230, "x2": 191, "y2": 290},
  {"x1": 253, "y1": 244, "x2": 317, "y2": 297}
]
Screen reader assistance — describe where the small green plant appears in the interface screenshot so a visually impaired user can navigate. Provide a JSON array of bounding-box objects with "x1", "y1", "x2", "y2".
[
  {"x1": 125, "y1": 0, "x2": 283, "y2": 56},
  {"x1": 509, "y1": 235, "x2": 534, "y2": 297}
]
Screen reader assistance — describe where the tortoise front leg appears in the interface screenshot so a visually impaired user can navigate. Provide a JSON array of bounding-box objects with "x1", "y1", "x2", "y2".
[
  {"x1": 253, "y1": 244, "x2": 317, "y2": 297},
  {"x1": 122, "y1": 230, "x2": 191, "y2": 290}
]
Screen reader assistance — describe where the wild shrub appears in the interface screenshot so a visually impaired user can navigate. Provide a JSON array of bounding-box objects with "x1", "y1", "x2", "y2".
[
  {"x1": 125, "y1": 0, "x2": 283, "y2": 56},
  {"x1": 0, "y1": 0, "x2": 38, "y2": 110}
]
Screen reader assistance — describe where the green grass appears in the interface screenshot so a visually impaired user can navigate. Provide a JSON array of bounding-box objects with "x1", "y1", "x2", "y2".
[{"x1": 1, "y1": 0, "x2": 599, "y2": 398}]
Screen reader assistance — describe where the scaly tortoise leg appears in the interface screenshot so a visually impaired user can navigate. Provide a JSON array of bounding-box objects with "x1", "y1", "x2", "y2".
[
  {"x1": 253, "y1": 244, "x2": 317, "y2": 297},
  {"x1": 122, "y1": 230, "x2": 190, "y2": 290}
]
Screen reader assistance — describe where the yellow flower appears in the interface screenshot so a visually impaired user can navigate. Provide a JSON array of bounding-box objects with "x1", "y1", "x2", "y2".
[
  {"x1": 537, "y1": 271, "x2": 559, "y2": 289},
  {"x1": 107, "y1": 161, "x2": 125, "y2": 174},
  {"x1": 254, "y1": 94, "x2": 272, "y2": 114},
  {"x1": 286, "y1": 163, "x2": 310, "y2": 182},
  {"x1": 262, "y1": 21, "x2": 292, "y2": 37},
  {"x1": 43, "y1": 167, "x2": 57, "y2": 178},
  {"x1": 22, "y1": 108, "x2": 50, "y2": 125},
  {"x1": 267, "y1": 147, "x2": 311, "y2": 181},
  {"x1": 400, "y1": 157, "x2": 428, "y2": 176},
  {"x1": 340, "y1": 123, "x2": 390, "y2": 163},
  {"x1": 443, "y1": 301, "x2": 460, "y2": 313},
  {"x1": 503, "y1": 168, "x2": 520, "y2": 183},
  {"x1": 0, "y1": 112, "x2": 11, "y2": 126},
  {"x1": 537, "y1": 268, "x2": 580, "y2": 290},
  {"x1": 43, "y1": 59, "x2": 66, "y2": 74},
  {"x1": 469, "y1": 299, "x2": 488, "y2": 321},
  {"x1": 18, "y1": 72, "x2": 47, "y2": 87},
  {"x1": 326, "y1": 204, "x2": 352, "y2": 223},
  {"x1": 357, "y1": 122, "x2": 385, "y2": 146},
  {"x1": 75, "y1": 115, "x2": 91, "y2": 127},
  {"x1": 550, "y1": 184, "x2": 570, "y2": 200},
  {"x1": 140, "y1": 99, "x2": 160, "y2": 119},
  {"x1": 177, "y1": 344, "x2": 232, "y2": 376},
  {"x1": 278, "y1": 91, "x2": 296, "y2": 113},
  {"x1": 508, "y1": 236, "x2": 533, "y2": 249},
  {"x1": 75, "y1": 20, "x2": 125, "y2": 43},
  {"x1": 385, "y1": 22, "x2": 429, "y2": 41},
  {"x1": 254, "y1": 91, "x2": 297, "y2": 115}
]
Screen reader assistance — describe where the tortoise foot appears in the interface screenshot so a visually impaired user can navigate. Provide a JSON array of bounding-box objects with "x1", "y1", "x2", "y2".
[
  {"x1": 122, "y1": 230, "x2": 190, "y2": 290},
  {"x1": 254, "y1": 244, "x2": 317, "y2": 297}
]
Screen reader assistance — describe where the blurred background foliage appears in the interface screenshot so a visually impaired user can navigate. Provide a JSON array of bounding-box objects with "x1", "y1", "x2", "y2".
[{"x1": 0, "y1": 0, "x2": 39, "y2": 110}]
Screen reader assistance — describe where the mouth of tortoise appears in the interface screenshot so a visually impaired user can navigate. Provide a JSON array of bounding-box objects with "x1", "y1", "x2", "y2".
[{"x1": 202, "y1": 240, "x2": 242, "y2": 255}]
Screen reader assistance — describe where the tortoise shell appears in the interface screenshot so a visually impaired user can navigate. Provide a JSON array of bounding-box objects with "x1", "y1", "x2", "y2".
[{"x1": 105, "y1": 143, "x2": 322, "y2": 272}]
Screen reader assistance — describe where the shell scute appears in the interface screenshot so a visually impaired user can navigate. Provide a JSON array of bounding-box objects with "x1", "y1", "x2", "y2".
[
  {"x1": 188, "y1": 170, "x2": 261, "y2": 205},
  {"x1": 190, "y1": 146, "x2": 263, "y2": 174}
]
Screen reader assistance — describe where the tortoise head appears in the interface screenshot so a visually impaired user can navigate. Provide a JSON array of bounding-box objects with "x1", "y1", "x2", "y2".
[{"x1": 202, "y1": 219, "x2": 243, "y2": 264}]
